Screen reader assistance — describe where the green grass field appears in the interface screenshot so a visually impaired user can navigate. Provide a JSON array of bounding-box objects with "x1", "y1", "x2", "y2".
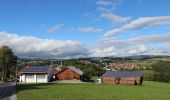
[{"x1": 17, "y1": 81, "x2": 170, "y2": 100}]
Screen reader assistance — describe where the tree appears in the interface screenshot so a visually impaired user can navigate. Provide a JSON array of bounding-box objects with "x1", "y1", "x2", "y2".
[
  {"x1": 0, "y1": 46, "x2": 17, "y2": 82},
  {"x1": 152, "y1": 61, "x2": 170, "y2": 83}
]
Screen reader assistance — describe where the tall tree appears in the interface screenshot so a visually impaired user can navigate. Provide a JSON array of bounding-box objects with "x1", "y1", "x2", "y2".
[{"x1": 0, "y1": 46, "x2": 17, "y2": 82}]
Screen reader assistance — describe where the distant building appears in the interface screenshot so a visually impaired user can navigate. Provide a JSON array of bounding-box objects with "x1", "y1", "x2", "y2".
[
  {"x1": 101, "y1": 71, "x2": 143, "y2": 85},
  {"x1": 18, "y1": 66, "x2": 53, "y2": 83},
  {"x1": 56, "y1": 66, "x2": 83, "y2": 80}
]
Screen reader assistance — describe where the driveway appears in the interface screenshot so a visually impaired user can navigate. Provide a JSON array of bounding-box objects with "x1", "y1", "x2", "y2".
[{"x1": 0, "y1": 82, "x2": 17, "y2": 100}]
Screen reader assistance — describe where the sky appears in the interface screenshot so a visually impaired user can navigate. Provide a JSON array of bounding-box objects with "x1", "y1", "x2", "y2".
[{"x1": 0, "y1": 0, "x2": 170, "y2": 58}]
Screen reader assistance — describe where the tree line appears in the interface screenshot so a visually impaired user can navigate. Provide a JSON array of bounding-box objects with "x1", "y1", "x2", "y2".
[
  {"x1": 144, "y1": 61, "x2": 170, "y2": 83},
  {"x1": 0, "y1": 46, "x2": 17, "y2": 82}
]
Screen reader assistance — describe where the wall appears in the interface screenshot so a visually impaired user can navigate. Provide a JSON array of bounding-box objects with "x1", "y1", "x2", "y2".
[
  {"x1": 56, "y1": 68, "x2": 80, "y2": 80},
  {"x1": 20, "y1": 74, "x2": 48, "y2": 83},
  {"x1": 120, "y1": 77, "x2": 141, "y2": 85},
  {"x1": 101, "y1": 77, "x2": 116, "y2": 84},
  {"x1": 102, "y1": 76, "x2": 142, "y2": 85}
]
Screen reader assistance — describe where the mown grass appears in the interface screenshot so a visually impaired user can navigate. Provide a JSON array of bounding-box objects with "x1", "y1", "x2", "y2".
[{"x1": 17, "y1": 81, "x2": 170, "y2": 100}]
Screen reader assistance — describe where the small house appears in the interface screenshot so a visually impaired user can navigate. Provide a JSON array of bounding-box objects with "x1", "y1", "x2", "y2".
[
  {"x1": 19, "y1": 66, "x2": 53, "y2": 83},
  {"x1": 101, "y1": 71, "x2": 143, "y2": 85},
  {"x1": 56, "y1": 66, "x2": 83, "y2": 80}
]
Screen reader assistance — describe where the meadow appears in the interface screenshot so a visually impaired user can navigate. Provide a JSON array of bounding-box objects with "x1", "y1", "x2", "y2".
[{"x1": 17, "y1": 81, "x2": 170, "y2": 100}]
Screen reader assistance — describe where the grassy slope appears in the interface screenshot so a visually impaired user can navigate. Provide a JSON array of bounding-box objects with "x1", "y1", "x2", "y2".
[{"x1": 17, "y1": 81, "x2": 170, "y2": 100}]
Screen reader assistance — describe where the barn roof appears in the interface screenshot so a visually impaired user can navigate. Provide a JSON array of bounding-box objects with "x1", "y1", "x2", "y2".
[
  {"x1": 101, "y1": 71, "x2": 143, "y2": 78},
  {"x1": 19, "y1": 66, "x2": 48, "y2": 74},
  {"x1": 68, "y1": 66, "x2": 83, "y2": 75}
]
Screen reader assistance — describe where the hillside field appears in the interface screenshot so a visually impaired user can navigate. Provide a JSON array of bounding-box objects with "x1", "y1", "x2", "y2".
[{"x1": 17, "y1": 81, "x2": 170, "y2": 100}]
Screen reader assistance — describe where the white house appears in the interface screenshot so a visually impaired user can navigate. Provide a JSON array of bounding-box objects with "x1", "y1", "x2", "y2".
[{"x1": 19, "y1": 66, "x2": 53, "y2": 83}]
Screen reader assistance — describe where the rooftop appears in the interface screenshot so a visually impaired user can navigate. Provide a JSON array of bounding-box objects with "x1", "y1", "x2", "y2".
[
  {"x1": 68, "y1": 66, "x2": 83, "y2": 75},
  {"x1": 101, "y1": 71, "x2": 143, "y2": 78},
  {"x1": 19, "y1": 66, "x2": 48, "y2": 73}
]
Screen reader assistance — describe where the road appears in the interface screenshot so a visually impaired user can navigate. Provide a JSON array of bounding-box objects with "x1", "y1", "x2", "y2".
[{"x1": 0, "y1": 82, "x2": 17, "y2": 100}]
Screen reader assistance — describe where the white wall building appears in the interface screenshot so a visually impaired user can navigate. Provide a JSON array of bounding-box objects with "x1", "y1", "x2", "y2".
[{"x1": 19, "y1": 66, "x2": 53, "y2": 83}]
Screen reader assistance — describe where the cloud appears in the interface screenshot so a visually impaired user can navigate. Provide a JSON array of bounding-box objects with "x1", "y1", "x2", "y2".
[
  {"x1": 89, "y1": 44, "x2": 170, "y2": 57},
  {"x1": 127, "y1": 45, "x2": 149, "y2": 55},
  {"x1": 96, "y1": 0, "x2": 112, "y2": 6},
  {"x1": 89, "y1": 45, "x2": 149, "y2": 57},
  {"x1": 77, "y1": 27, "x2": 103, "y2": 33},
  {"x1": 89, "y1": 46, "x2": 121, "y2": 57},
  {"x1": 100, "y1": 13, "x2": 131, "y2": 24},
  {"x1": 1, "y1": 31, "x2": 170, "y2": 58},
  {"x1": 96, "y1": 0, "x2": 128, "y2": 25},
  {"x1": 103, "y1": 16, "x2": 170, "y2": 39},
  {"x1": 102, "y1": 33, "x2": 170, "y2": 47},
  {"x1": 97, "y1": 7, "x2": 111, "y2": 13},
  {"x1": 97, "y1": 32, "x2": 170, "y2": 56},
  {"x1": 46, "y1": 24, "x2": 63, "y2": 33},
  {"x1": 0, "y1": 31, "x2": 89, "y2": 58}
]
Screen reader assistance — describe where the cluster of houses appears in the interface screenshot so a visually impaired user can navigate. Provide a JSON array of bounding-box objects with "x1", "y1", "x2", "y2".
[
  {"x1": 104, "y1": 62, "x2": 140, "y2": 71},
  {"x1": 18, "y1": 65, "x2": 143, "y2": 85}
]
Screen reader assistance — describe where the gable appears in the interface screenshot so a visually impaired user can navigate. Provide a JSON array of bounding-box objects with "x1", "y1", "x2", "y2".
[
  {"x1": 56, "y1": 68, "x2": 80, "y2": 76},
  {"x1": 56, "y1": 67, "x2": 83, "y2": 76}
]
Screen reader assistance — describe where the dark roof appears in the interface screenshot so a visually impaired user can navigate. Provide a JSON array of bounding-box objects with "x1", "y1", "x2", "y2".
[
  {"x1": 19, "y1": 66, "x2": 48, "y2": 73},
  {"x1": 101, "y1": 71, "x2": 143, "y2": 78},
  {"x1": 68, "y1": 66, "x2": 83, "y2": 75}
]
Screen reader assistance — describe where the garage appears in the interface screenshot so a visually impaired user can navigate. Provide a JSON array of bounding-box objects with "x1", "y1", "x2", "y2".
[
  {"x1": 25, "y1": 74, "x2": 35, "y2": 83},
  {"x1": 36, "y1": 74, "x2": 47, "y2": 83}
]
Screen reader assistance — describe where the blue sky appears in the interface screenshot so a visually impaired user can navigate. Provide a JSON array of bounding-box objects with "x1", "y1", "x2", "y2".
[{"x1": 0, "y1": 0, "x2": 170, "y2": 58}]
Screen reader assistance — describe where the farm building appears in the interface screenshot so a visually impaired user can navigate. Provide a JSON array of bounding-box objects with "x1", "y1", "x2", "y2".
[
  {"x1": 18, "y1": 66, "x2": 53, "y2": 83},
  {"x1": 101, "y1": 71, "x2": 143, "y2": 85},
  {"x1": 56, "y1": 66, "x2": 83, "y2": 80}
]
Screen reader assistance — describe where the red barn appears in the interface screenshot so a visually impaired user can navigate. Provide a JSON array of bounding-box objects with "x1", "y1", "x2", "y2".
[{"x1": 56, "y1": 66, "x2": 83, "y2": 80}]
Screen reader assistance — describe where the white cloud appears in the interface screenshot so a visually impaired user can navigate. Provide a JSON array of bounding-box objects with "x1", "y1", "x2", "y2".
[
  {"x1": 0, "y1": 31, "x2": 89, "y2": 58},
  {"x1": 97, "y1": 7, "x2": 112, "y2": 13},
  {"x1": 77, "y1": 27, "x2": 103, "y2": 33},
  {"x1": 1, "y1": 31, "x2": 170, "y2": 58},
  {"x1": 127, "y1": 45, "x2": 148, "y2": 55},
  {"x1": 89, "y1": 46, "x2": 121, "y2": 57},
  {"x1": 47, "y1": 24, "x2": 63, "y2": 33},
  {"x1": 103, "y1": 16, "x2": 170, "y2": 39},
  {"x1": 105, "y1": 33, "x2": 170, "y2": 47},
  {"x1": 96, "y1": 0, "x2": 112, "y2": 6},
  {"x1": 89, "y1": 44, "x2": 170, "y2": 57},
  {"x1": 100, "y1": 13, "x2": 131, "y2": 24},
  {"x1": 89, "y1": 45, "x2": 149, "y2": 57}
]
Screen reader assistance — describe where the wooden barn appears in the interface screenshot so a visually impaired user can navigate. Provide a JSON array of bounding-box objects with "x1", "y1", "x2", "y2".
[
  {"x1": 56, "y1": 66, "x2": 83, "y2": 80},
  {"x1": 101, "y1": 71, "x2": 143, "y2": 85}
]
